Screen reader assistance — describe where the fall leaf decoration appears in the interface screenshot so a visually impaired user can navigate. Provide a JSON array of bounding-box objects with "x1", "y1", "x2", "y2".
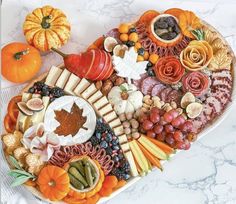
[{"x1": 54, "y1": 103, "x2": 87, "y2": 136}]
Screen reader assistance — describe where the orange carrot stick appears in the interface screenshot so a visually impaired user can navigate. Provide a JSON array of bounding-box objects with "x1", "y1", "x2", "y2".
[
  {"x1": 147, "y1": 137, "x2": 175, "y2": 155},
  {"x1": 137, "y1": 141, "x2": 163, "y2": 171}
]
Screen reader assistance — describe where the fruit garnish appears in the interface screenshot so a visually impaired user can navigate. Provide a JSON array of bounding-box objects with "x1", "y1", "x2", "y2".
[
  {"x1": 186, "y1": 102, "x2": 203, "y2": 119},
  {"x1": 113, "y1": 44, "x2": 128, "y2": 57},
  {"x1": 26, "y1": 98, "x2": 44, "y2": 111},
  {"x1": 104, "y1": 37, "x2": 118, "y2": 52},
  {"x1": 7, "y1": 95, "x2": 22, "y2": 123},
  {"x1": 180, "y1": 92, "x2": 195, "y2": 108},
  {"x1": 17, "y1": 102, "x2": 33, "y2": 116}
]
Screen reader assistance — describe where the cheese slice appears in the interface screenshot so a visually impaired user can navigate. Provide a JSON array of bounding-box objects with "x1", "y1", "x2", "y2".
[
  {"x1": 93, "y1": 96, "x2": 109, "y2": 110},
  {"x1": 124, "y1": 151, "x2": 138, "y2": 177},
  {"x1": 113, "y1": 125, "x2": 124, "y2": 136},
  {"x1": 56, "y1": 69, "x2": 71, "y2": 89},
  {"x1": 81, "y1": 83, "x2": 97, "y2": 99},
  {"x1": 99, "y1": 104, "x2": 113, "y2": 116},
  {"x1": 16, "y1": 93, "x2": 32, "y2": 131},
  {"x1": 45, "y1": 66, "x2": 62, "y2": 86},
  {"x1": 103, "y1": 111, "x2": 117, "y2": 123},
  {"x1": 30, "y1": 96, "x2": 50, "y2": 126},
  {"x1": 64, "y1": 73, "x2": 81, "y2": 95},
  {"x1": 108, "y1": 118, "x2": 121, "y2": 129},
  {"x1": 73, "y1": 78, "x2": 90, "y2": 96},
  {"x1": 121, "y1": 142, "x2": 130, "y2": 152},
  {"x1": 118, "y1": 134, "x2": 128, "y2": 144},
  {"x1": 87, "y1": 91, "x2": 103, "y2": 104}
]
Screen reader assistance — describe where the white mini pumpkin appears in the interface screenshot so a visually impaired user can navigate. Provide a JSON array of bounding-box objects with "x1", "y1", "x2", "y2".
[{"x1": 108, "y1": 83, "x2": 143, "y2": 115}]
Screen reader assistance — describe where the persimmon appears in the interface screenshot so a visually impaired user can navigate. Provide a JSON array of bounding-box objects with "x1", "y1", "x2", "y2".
[{"x1": 7, "y1": 95, "x2": 22, "y2": 122}]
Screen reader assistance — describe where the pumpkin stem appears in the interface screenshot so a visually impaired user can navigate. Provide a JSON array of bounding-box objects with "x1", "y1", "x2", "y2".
[
  {"x1": 48, "y1": 180, "x2": 56, "y2": 187},
  {"x1": 41, "y1": 15, "x2": 52, "y2": 29},
  {"x1": 14, "y1": 48, "x2": 30, "y2": 60},
  {"x1": 51, "y1": 47, "x2": 68, "y2": 58}
]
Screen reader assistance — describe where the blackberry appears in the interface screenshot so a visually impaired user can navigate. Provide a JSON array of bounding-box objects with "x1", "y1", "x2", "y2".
[
  {"x1": 129, "y1": 27, "x2": 137, "y2": 33},
  {"x1": 50, "y1": 87, "x2": 64, "y2": 98},
  {"x1": 28, "y1": 87, "x2": 35, "y2": 93},
  {"x1": 34, "y1": 81, "x2": 44, "y2": 91},
  {"x1": 126, "y1": 40, "x2": 135, "y2": 47},
  {"x1": 137, "y1": 48, "x2": 145, "y2": 56},
  {"x1": 41, "y1": 85, "x2": 50, "y2": 96}
]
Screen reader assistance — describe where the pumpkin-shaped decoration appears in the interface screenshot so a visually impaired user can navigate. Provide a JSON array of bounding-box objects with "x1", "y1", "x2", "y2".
[
  {"x1": 63, "y1": 156, "x2": 105, "y2": 200},
  {"x1": 23, "y1": 5, "x2": 71, "y2": 51},
  {"x1": 37, "y1": 165, "x2": 70, "y2": 201},
  {"x1": 108, "y1": 83, "x2": 143, "y2": 115},
  {"x1": 178, "y1": 10, "x2": 202, "y2": 39},
  {"x1": 1, "y1": 42, "x2": 41, "y2": 83},
  {"x1": 148, "y1": 14, "x2": 183, "y2": 47}
]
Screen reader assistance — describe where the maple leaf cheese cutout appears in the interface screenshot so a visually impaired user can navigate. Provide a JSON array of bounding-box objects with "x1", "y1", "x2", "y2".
[{"x1": 54, "y1": 103, "x2": 87, "y2": 136}]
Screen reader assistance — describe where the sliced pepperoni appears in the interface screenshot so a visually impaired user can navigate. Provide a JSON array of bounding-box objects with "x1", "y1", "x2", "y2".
[
  {"x1": 167, "y1": 89, "x2": 181, "y2": 103},
  {"x1": 151, "y1": 84, "x2": 166, "y2": 96},
  {"x1": 160, "y1": 87, "x2": 172, "y2": 102},
  {"x1": 141, "y1": 77, "x2": 160, "y2": 95}
]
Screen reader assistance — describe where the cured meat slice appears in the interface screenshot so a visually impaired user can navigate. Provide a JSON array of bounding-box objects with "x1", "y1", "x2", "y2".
[
  {"x1": 211, "y1": 91, "x2": 230, "y2": 107},
  {"x1": 132, "y1": 73, "x2": 148, "y2": 90},
  {"x1": 167, "y1": 89, "x2": 181, "y2": 103},
  {"x1": 141, "y1": 77, "x2": 160, "y2": 95},
  {"x1": 106, "y1": 28, "x2": 120, "y2": 40},
  {"x1": 211, "y1": 70, "x2": 232, "y2": 79},
  {"x1": 205, "y1": 96, "x2": 222, "y2": 114},
  {"x1": 151, "y1": 84, "x2": 166, "y2": 96},
  {"x1": 212, "y1": 78, "x2": 232, "y2": 89},
  {"x1": 160, "y1": 87, "x2": 172, "y2": 102},
  {"x1": 212, "y1": 85, "x2": 231, "y2": 98},
  {"x1": 202, "y1": 103, "x2": 216, "y2": 121}
]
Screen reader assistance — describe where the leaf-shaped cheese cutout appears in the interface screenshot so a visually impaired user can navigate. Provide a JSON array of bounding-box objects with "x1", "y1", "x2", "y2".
[
  {"x1": 112, "y1": 47, "x2": 148, "y2": 84},
  {"x1": 211, "y1": 38, "x2": 226, "y2": 54},
  {"x1": 204, "y1": 28, "x2": 217, "y2": 45},
  {"x1": 208, "y1": 49, "x2": 232, "y2": 71}
]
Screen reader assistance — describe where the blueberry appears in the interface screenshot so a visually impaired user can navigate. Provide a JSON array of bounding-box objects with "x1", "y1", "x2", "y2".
[
  {"x1": 123, "y1": 174, "x2": 130, "y2": 180},
  {"x1": 105, "y1": 133, "x2": 112, "y2": 142},
  {"x1": 90, "y1": 136, "x2": 100, "y2": 145},
  {"x1": 137, "y1": 48, "x2": 145, "y2": 56},
  {"x1": 112, "y1": 145, "x2": 120, "y2": 150},
  {"x1": 118, "y1": 153, "x2": 124, "y2": 160},
  {"x1": 129, "y1": 27, "x2": 137, "y2": 33},
  {"x1": 111, "y1": 139, "x2": 119, "y2": 146},
  {"x1": 106, "y1": 147, "x2": 113, "y2": 155},
  {"x1": 113, "y1": 155, "x2": 120, "y2": 163},
  {"x1": 28, "y1": 87, "x2": 35, "y2": 93},
  {"x1": 95, "y1": 132, "x2": 101, "y2": 140},
  {"x1": 126, "y1": 40, "x2": 135, "y2": 47},
  {"x1": 146, "y1": 61, "x2": 153, "y2": 68},
  {"x1": 147, "y1": 68, "x2": 155, "y2": 76},
  {"x1": 100, "y1": 141, "x2": 108, "y2": 149}
]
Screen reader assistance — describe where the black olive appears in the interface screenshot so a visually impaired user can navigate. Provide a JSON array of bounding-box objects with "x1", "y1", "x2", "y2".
[
  {"x1": 146, "y1": 61, "x2": 153, "y2": 68},
  {"x1": 166, "y1": 17, "x2": 176, "y2": 27},
  {"x1": 126, "y1": 40, "x2": 135, "y2": 47},
  {"x1": 155, "y1": 21, "x2": 168, "y2": 29},
  {"x1": 129, "y1": 27, "x2": 136, "y2": 33},
  {"x1": 137, "y1": 48, "x2": 145, "y2": 56}
]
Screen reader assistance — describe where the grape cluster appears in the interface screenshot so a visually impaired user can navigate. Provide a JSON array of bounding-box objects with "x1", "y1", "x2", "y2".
[
  {"x1": 89, "y1": 118, "x2": 130, "y2": 180},
  {"x1": 138, "y1": 107, "x2": 196, "y2": 150}
]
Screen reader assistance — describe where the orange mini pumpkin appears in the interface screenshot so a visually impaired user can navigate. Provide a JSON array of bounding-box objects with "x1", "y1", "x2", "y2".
[
  {"x1": 37, "y1": 165, "x2": 70, "y2": 201},
  {"x1": 137, "y1": 10, "x2": 160, "y2": 25},
  {"x1": 164, "y1": 8, "x2": 184, "y2": 18},
  {"x1": 23, "y1": 5, "x2": 71, "y2": 51},
  {"x1": 1, "y1": 42, "x2": 41, "y2": 83}
]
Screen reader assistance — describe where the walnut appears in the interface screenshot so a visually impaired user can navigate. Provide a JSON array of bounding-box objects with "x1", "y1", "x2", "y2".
[
  {"x1": 2, "y1": 131, "x2": 23, "y2": 154},
  {"x1": 101, "y1": 80, "x2": 113, "y2": 95},
  {"x1": 95, "y1": 80, "x2": 103, "y2": 90},
  {"x1": 109, "y1": 73, "x2": 118, "y2": 83},
  {"x1": 25, "y1": 153, "x2": 44, "y2": 175},
  {"x1": 114, "y1": 77, "x2": 125, "y2": 86},
  {"x1": 13, "y1": 147, "x2": 29, "y2": 167}
]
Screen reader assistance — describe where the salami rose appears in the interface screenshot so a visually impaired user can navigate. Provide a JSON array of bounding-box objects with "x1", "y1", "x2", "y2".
[
  {"x1": 154, "y1": 56, "x2": 185, "y2": 84},
  {"x1": 182, "y1": 71, "x2": 210, "y2": 96}
]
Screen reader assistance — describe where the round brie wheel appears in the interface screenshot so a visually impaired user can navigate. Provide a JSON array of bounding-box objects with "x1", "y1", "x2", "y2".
[{"x1": 44, "y1": 96, "x2": 96, "y2": 145}]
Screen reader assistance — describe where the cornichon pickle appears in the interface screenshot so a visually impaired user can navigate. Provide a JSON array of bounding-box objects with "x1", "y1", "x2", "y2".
[
  {"x1": 89, "y1": 162, "x2": 98, "y2": 181},
  {"x1": 84, "y1": 163, "x2": 93, "y2": 187},
  {"x1": 69, "y1": 167, "x2": 88, "y2": 187},
  {"x1": 68, "y1": 173, "x2": 84, "y2": 190},
  {"x1": 70, "y1": 161, "x2": 85, "y2": 176}
]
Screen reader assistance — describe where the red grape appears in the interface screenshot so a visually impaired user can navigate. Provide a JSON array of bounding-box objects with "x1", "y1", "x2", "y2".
[
  {"x1": 147, "y1": 130, "x2": 156, "y2": 138},
  {"x1": 150, "y1": 112, "x2": 160, "y2": 124},
  {"x1": 184, "y1": 139, "x2": 191, "y2": 150},
  {"x1": 153, "y1": 124, "x2": 163, "y2": 134},
  {"x1": 164, "y1": 124, "x2": 174, "y2": 133},
  {"x1": 142, "y1": 120, "x2": 154, "y2": 131},
  {"x1": 159, "y1": 109, "x2": 166, "y2": 116},
  {"x1": 171, "y1": 115, "x2": 185, "y2": 128},
  {"x1": 165, "y1": 134, "x2": 175, "y2": 147},
  {"x1": 173, "y1": 130, "x2": 184, "y2": 142},
  {"x1": 156, "y1": 133, "x2": 165, "y2": 141},
  {"x1": 180, "y1": 121, "x2": 193, "y2": 133},
  {"x1": 150, "y1": 107, "x2": 159, "y2": 115},
  {"x1": 160, "y1": 116, "x2": 168, "y2": 125},
  {"x1": 163, "y1": 112, "x2": 173, "y2": 123},
  {"x1": 168, "y1": 109, "x2": 179, "y2": 119},
  {"x1": 175, "y1": 141, "x2": 186, "y2": 149},
  {"x1": 139, "y1": 114, "x2": 148, "y2": 123}
]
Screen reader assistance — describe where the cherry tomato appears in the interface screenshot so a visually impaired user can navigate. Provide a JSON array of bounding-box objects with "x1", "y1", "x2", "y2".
[
  {"x1": 7, "y1": 95, "x2": 22, "y2": 122},
  {"x1": 4, "y1": 114, "x2": 16, "y2": 133}
]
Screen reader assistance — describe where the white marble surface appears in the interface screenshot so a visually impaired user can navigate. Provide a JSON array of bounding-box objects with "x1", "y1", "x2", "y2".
[{"x1": 1, "y1": 0, "x2": 236, "y2": 204}]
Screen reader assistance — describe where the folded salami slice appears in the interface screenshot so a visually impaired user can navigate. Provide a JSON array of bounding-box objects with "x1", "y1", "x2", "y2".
[{"x1": 141, "y1": 77, "x2": 160, "y2": 95}]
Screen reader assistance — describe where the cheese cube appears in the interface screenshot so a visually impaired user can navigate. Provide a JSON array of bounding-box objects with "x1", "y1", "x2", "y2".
[
  {"x1": 81, "y1": 83, "x2": 97, "y2": 99},
  {"x1": 93, "y1": 96, "x2": 109, "y2": 110},
  {"x1": 109, "y1": 118, "x2": 121, "y2": 129},
  {"x1": 121, "y1": 142, "x2": 130, "y2": 152},
  {"x1": 64, "y1": 73, "x2": 81, "y2": 95},
  {"x1": 103, "y1": 111, "x2": 117, "y2": 123},
  {"x1": 45, "y1": 66, "x2": 62, "y2": 86},
  {"x1": 118, "y1": 134, "x2": 128, "y2": 144},
  {"x1": 113, "y1": 125, "x2": 124, "y2": 136},
  {"x1": 56, "y1": 69, "x2": 71, "y2": 89},
  {"x1": 87, "y1": 91, "x2": 103, "y2": 104},
  {"x1": 99, "y1": 104, "x2": 113, "y2": 116},
  {"x1": 73, "y1": 78, "x2": 90, "y2": 96}
]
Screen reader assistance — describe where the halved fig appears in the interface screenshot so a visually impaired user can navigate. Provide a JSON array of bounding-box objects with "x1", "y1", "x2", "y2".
[
  {"x1": 113, "y1": 44, "x2": 128, "y2": 57},
  {"x1": 26, "y1": 98, "x2": 44, "y2": 111},
  {"x1": 104, "y1": 37, "x2": 118, "y2": 52},
  {"x1": 17, "y1": 102, "x2": 34, "y2": 116},
  {"x1": 181, "y1": 92, "x2": 195, "y2": 108},
  {"x1": 186, "y1": 102, "x2": 203, "y2": 119}
]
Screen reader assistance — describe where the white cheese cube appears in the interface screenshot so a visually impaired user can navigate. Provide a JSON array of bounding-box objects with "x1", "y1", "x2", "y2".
[
  {"x1": 99, "y1": 104, "x2": 113, "y2": 116},
  {"x1": 81, "y1": 83, "x2": 97, "y2": 99},
  {"x1": 93, "y1": 96, "x2": 109, "y2": 110},
  {"x1": 109, "y1": 118, "x2": 121, "y2": 129},
  {"x1": 87, "y1": 91, "x2": 103, "y2": 104},
  {"x1": 64, "y1": 73, "x2": 81, "y2": 95},
  {"x1": 45, "y1": 66, "x2": 62, "y2": 86},
  {"x1": 73, "y1": 78, "x2": 90, "y2": 96},
  {"x1": 56, "y1": 69, "x2": 71, "y2": 89},
  {"x1": 113, "y1": 125, "x2": 124, "y2": 136}
]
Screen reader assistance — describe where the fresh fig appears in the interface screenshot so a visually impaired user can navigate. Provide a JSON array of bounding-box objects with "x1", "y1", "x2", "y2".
[
  {"x1": 181, "y1": 92, "x2": 195, "y2": 108},
  {"x1": 104, "y1": 37, "x2": 118, "y2": 52},
  {"x1": 17, "y1": 102, "x2": 33, "y2": 116},
  {"x1": 186, "y1": 102, "x2": 203, "y2": 119},
  {"x1": 26, "y1": 98, "x2": 44, "y2": 111}
]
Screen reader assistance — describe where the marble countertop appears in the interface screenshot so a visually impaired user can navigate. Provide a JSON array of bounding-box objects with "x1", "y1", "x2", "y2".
[{"x1": 1, "y1": 0, "x2": 236, "y2": 204}]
